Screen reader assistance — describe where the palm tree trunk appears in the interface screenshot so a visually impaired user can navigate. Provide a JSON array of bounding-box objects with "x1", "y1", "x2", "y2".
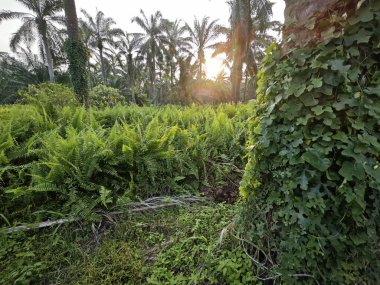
[
  {"x1": 198, "y1": 50, "x2": 203, "y2": 80},
  {"x1": 243, "y1": 70, "x2": 248, "y2": 102},
  {"x1": 230, "y1": 0, "x2": 251, "y2": 103},
  {"x1": 99, "y1": 47, "x2": 107, "y2": 85},
  {"x1": 150, "y1": 45, "x2": 157, "y2": 105},
  {"x1": 41, "y1": 33, "x2": 55, "y2": 83},
  {"x1": 63, "y1": 0, "x2": 89, "y2": 108},
  {"x1": 231, "y1": 54, "x2": 243, "y2": 103}
]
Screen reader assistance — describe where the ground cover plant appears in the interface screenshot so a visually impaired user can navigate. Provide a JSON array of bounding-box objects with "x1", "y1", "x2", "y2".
[
  {"x1": 0, "y1": 93, "x2": 251, "y2": 225},
  {"x1": 1, "y1": 204, "x2": 254, "y2": 285}
]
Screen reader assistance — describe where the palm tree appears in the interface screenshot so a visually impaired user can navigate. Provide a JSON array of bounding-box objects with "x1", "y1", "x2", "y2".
[
  {"x1": 161, "y1": 19, "x2": 192, "y2": 86},
  {"x1": 229, "y1": 0, "x2": 273, "y2": 102},
  {"x1": 186, "y1": 16, "x2": 220, "y2": 80},
  {"x1": 80, "y1": 9, "x2": 123, "y2": 85},
  {"x1": 0, "y1": 0, "x2": 65, "y2": 82},
  {"x1": 115, "y1": 32, "x2": 143, "y2": 103},
  {"x1": 63, "y1": 0, "x2": 89, "y2": 107},
  {"x1": 132, "y1": 10, "x2": 163, "y2": 104}
]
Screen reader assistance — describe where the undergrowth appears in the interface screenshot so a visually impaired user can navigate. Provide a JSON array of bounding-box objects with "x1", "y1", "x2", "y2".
[
  {"x1": 0, "y1": 101, "x2": 251, "y2": 225},
  {"x1": 0, "y1": 204, "x2": 256, "y2": 285}
]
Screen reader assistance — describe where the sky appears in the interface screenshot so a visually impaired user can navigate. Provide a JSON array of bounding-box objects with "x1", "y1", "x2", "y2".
[{"x1": 0, "y1": 0, "x2": 285, "y2": 78}]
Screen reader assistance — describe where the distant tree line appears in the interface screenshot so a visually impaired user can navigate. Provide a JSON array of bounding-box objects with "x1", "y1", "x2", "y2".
[{"x1": 0, "y1": 0, "x2": 281, "y2": 105}]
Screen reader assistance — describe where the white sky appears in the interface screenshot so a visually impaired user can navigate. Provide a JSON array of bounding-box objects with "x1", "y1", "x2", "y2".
[{"x1": 0, "y1": 0, "x2": 285, "y2": 78}]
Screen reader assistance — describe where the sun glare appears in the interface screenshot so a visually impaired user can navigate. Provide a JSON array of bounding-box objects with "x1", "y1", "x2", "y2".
[{"x1": 205, "y1": 55, "x2": 225, "y2": 79}]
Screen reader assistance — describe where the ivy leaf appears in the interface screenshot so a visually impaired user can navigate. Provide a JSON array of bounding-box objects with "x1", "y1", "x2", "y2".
[
  {"x1": 332, "y1": 132, "x2": 348, "y2": 142},
  {"x1": 323, "y1": 72, "x2": 340, "y2": 86},
  {"x1": 296, "y1": 114, "x2": 313, "y2": 125},
  {"x1": 300, "y1": 94, "x2": 319, "y2": 106},
  {"x1": 330, "y1": 59, "x2": 351, "y2": 73},
  {"x1": 311, "y1": 106, "x2": 324, "y2": 115},
  {"x1": 339, "y1": 161, "x2": 365, "y2": 180},
  {"x1": 311, "y1": 78, "x2": 323, "y2": 88},
  {"x1": 302, "y1": 150, "x2": 331, "y2": 172},
  {"x1": 364, "y1": 87, "x2": 380, "y2": 95}
]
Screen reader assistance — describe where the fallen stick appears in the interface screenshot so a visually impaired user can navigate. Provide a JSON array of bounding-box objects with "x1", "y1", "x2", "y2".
[{"x1": 2, "y1": 195, "x2": 209, "y2": 234}]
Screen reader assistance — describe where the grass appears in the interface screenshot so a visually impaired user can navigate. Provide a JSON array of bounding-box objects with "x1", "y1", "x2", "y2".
[{"x1": 1, "y1": 203, "x2": 257, "y2": 285}]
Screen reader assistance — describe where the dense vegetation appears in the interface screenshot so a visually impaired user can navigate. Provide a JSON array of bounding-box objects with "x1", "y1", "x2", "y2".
[
  {"x1": 1, "y1": 204, "x2": 257, "y2": 285},
  {"x1": 240, "y1": 2, "x2": 380, "y2": 284},
  {"x1": 1, "y1": 0, "x2": 380, "y2": 284},
  {"x1": 0, "y1": 87, "x2": 251, "y2": 224}
]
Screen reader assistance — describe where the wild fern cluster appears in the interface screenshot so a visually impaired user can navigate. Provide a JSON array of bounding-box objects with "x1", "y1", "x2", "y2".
[{"x1": 0, "y1": 102, "x2": 251, "y2": 224}]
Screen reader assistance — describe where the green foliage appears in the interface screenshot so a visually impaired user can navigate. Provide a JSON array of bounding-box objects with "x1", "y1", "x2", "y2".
[
  {"x1": 89, "y1": 84, "x2": 125, "y2": 108},
  {"x1": 240, "y1": 3, "x2": 380, "y2": 284},
  {"x1": 0, "y1": 103, "x2": 250, "y2": 224},
  {"x1": 19, "y1": 83, "x2": 78, "y2": 116},
  {"x1": 147, "y1": 205, "x2": 257, "y2": 284},
  {"x1": 0, "y1": 53, "x2": 48, "y2": 104},
  {"x1": 0, "y1": 204, "x2": 257, "y2": 285},
  {"x1": 0, "y1": 233, "x2": 47, "y2": 285},
  {"x1": 64, "y1": 40, "x2": 90, "y2": 106}
]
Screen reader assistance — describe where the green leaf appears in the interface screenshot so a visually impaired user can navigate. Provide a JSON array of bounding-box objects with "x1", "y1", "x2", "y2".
[
  {"x1": 302, "y1": 150, "x2": 331, "y2": 172},
  {"x1": 300, "y1": 94, "x2": 319, "y2": 107},
  {"x1": 364, "y1": 87, "x2": 380, "y2": 95},
  {"x1": 311, "y1": 78, "x2": 323, "y2": 88},
  {"x1": 332, "y1": 132, "x2": 348, "y2": 142},
  {"x1": 311, "y1": 106, "x2": 324, "y2": 116},
  {"x1": 339, "y1": 161, "x2": 365, "y2": 180},
  {"x1": 330, "y1": 59, "x2": 351, "y2": 73}
]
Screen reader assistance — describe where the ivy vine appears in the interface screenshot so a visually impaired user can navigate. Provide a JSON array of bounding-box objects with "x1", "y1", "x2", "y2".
[
  {"x1": 64, "y1": 40, "x2": 90, "y2": 107},
  {"x1": 239, "y1": 2, "x2": 380, "y2": 284}
]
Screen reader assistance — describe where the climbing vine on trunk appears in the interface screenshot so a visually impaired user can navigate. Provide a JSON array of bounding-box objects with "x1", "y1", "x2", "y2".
[{"x1": 239, "y1": 2, "x2": 380, "y2": 283}]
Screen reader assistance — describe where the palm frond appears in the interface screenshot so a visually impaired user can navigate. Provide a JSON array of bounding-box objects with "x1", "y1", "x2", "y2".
[{"x1": 0, "y1": 11, "x2": 30, "y2": 23}]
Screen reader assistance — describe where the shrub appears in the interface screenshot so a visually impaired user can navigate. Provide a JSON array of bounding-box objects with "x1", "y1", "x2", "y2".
[
  {"x1": 89, "y1": 85, "x2": 125, "y2": 108},
  {"x1": 19, "y1": 83, "x2": 78, "y2": 116},
  {"x1": 239, "y1": 4, "x2": 380, "y2": 284}
]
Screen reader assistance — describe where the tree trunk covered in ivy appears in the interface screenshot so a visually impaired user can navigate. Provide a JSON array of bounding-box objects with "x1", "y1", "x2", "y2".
[
  {"x1": 283, "y1": 0, "x2": 358, "y2": 52},
  {"x1": 63, "y1": 0, "x2": 90, "y2": 108},
  {"x1": 239, "y1": 1, "x2": 380, "y2": 283}
]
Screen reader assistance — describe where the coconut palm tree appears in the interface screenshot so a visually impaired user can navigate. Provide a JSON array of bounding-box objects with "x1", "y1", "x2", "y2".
[
  {"x1": 132, "y1": 10, "x2": 164, "y2": 104},
  {"x1": 161, "y1": 19, "x2": 192, "y2": 86},
  {"x1": 186, "y1": 16, "x2": 220, "y2": 80},
  {"x1": 80, "y1": 9, "x2": 123, "y2": 85},
  {"x1": 0, "y1": 0, "x2": 65, "y2": 82}
]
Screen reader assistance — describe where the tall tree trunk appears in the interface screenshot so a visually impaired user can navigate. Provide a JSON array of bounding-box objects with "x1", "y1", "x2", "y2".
[
  {"x1": 63, "y1": 0, "x2": 90, "y2": 108},
  {"x1": 243, "y1": 70, "x2": 248, "y2": 102},
  {"x1": 230, "y1": 0, "x2": 251, "y2": 103},
  {"x1": 150, "y1": 44, "x2": 157, "y2": 105},
  {"x1": 99, "y1": 46, "x2": 107, "y2": 85},
  {"x1": 41, "y1": 32, "x2": 55, "y2": 83},
  {"x1": 198, "y1": 49, "x2": 204, "y2": 80},
  {"x1": 127, "y1": 53, "x2": 136, "y2": 103}
]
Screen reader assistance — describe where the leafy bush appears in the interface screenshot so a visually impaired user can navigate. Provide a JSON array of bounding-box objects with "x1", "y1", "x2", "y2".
[
  {"x1": 19, "y1": 83, "x2": 78, "y2": 116},
  {"x1": 89, "y1": 84, "x2": 125, "y2": 108},
  {"x1": 239, "y1": 3, "x2": 380, "y2": 284}
]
